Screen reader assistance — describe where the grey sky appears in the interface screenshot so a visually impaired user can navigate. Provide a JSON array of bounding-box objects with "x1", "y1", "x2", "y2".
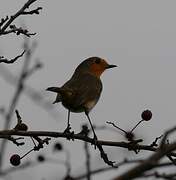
[{"x1": 1, "y1": 1, "x2": 176, "y2": 179}]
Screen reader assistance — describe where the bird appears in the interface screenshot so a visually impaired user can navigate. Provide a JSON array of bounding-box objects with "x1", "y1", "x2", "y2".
[{"x1": 46, "y1": 57, "x2": 117, "y2": 142}]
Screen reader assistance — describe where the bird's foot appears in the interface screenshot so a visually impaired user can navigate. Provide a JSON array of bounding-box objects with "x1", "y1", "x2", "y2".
[
  {"x1": 63, "y1": 124, "x2": 74, "y2": 140},
  {"x1": 63, "y1": 124, "x2": 71, "y2": 134}
]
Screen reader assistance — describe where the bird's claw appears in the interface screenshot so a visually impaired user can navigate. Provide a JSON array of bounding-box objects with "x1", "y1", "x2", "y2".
[
  {"x1": 63, "y1": 124, "x2": 74, "y2": 140},
  {"x1": 63, "y1": 124, "x2": 71, "y2": 134}
]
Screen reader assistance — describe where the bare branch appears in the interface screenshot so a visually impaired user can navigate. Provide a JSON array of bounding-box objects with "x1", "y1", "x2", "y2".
[
  {"x1": 150, "y1": 134, "x2": 164, "y2": 147},
  {"x1": 0, "y1": 129, "x2": 175, "y2": 157},
  {"x1": 113, "y1": 126, "x2": 176, "y2": 180},
  {"x1": 0, "y1": 135, "x2": 24, "y2": 146},
  {"x1": 0, "y1": 50, "x2": 25, "y2": 64},
  {"x1": 106, "y1": 121, "x2": 127, "y2": 134},
  {"x1": 1, "y1": 25, "x2": 36, "y2": 37},
  {"x1": 160, "y1": 126, "x2": 176, "y2": 148},
  {"x1": 21, "y1": 7, "x2": 42, "y2": 15},
  {"x1": 0, "y1": 0, "x2": 42, "y2": 36},
  {"x1": 0, "y1": 39, "x2": 39, "y2": 169},
  {"x1": 0, "y1": 16, "x2": 8, "y2": 27}
]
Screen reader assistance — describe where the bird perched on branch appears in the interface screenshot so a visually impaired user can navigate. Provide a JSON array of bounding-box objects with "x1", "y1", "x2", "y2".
[{"x1": 46, "y1": 57, "x2": 117, "y2": 143}]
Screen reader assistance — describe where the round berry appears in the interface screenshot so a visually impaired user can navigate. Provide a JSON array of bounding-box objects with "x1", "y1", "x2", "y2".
[
  {"x1": 10, "y1": 154, "x2": 21, "y2": 166},
  {"x1": 53, "y1": 142, "x2": 63, "y2": 151},
  {"x1": 37, "y1": 155, "x2": 45, "y2": 162},
  {"x1": 141, "y1": 110, "x2": 152, "y2": 121}
]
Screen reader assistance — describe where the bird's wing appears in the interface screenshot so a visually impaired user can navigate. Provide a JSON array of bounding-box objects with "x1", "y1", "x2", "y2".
[{"x1": 64, "y1": 73, "x2": 102, "y2": 112}]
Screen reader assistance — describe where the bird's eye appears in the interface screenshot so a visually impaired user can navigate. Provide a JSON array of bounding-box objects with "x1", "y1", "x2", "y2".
[{"x1": 95, "y1": 59, "x2": 101, "y2": 64}]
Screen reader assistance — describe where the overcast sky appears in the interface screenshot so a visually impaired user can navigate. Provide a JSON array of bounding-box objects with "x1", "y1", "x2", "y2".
[{"x1": 1, "y1": 1, "x2": 176, "y2": 180}]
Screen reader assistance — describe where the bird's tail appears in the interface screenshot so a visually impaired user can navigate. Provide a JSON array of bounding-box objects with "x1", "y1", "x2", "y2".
[
  {"x1": 46, "y1": 86, "x2": 73, "y2": 104},
  {"x1": 46, "y1": 87, "x2": 62, "y2": 104},
  {"x1": 46, "y1": 87, "x2": 61, "y2": 93}
]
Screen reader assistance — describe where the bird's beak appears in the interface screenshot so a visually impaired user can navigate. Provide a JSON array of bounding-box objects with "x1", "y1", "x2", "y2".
[{"x1": 106, "y1": 64, "x2": 117, "y2": 69}]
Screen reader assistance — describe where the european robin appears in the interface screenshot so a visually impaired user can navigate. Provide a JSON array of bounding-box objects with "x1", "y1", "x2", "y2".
[{"x1": 46, "y1": 57, "x2": 117, "y2": 142}]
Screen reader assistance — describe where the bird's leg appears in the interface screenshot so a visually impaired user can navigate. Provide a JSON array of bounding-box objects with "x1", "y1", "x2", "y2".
[
  {"x1": 64, "y1": 110, "x2": 71, "y2": 134},
  {"x1": 85, "y1": 111, "x2": 98, "y2": 149}
]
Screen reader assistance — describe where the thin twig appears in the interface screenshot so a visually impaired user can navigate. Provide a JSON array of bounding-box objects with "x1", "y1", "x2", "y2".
[
  {"x1": 130, "y1": 120, "x2": 144, "y2": 133},
  {"x1": 0, "y1": 39, "x2": 38, "y2": 169},
  {"x1": 106, "y1": 121, "x2": 127, "y2": 134},
  {"x1": 113, "y1": 126, "x2": 176, "y2": 180},
  {"x1": 0, "y1": 0, "x2": 42, "y2": 36},
  {"x1": 0, "y1": 130, "x2": 176, "y2": 158},
  {"x1": 0, "y1": 50, "x2": 25, "y2": 64}
]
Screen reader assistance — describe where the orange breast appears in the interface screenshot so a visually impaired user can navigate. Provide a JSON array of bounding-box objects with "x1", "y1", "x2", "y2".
[{"x1": 90, "y1": 64, "x2": 105, "y2": 77}]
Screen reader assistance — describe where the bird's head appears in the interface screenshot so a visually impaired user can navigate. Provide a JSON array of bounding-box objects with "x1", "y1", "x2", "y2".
[{"x1": 75, "y1": 57, "x2": 117, "y2": 77}]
